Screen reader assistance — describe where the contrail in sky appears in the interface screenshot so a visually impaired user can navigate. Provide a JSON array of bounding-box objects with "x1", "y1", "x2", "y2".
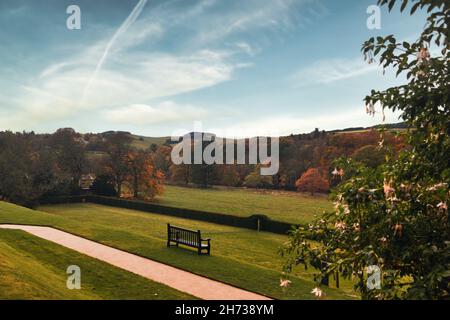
[{"x1": 81, "y1": 0, "x2": 148, "y2": 104}]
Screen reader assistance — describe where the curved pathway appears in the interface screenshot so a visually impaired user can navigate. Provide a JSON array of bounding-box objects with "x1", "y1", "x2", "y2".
[{"x1": 0, "y1": 224, "x2": 270, "y2": 300}]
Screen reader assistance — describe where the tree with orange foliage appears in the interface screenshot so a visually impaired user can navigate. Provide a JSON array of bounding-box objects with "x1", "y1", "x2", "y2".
[
  {"x1": 126, "y1": 150, "x2": 164, "y2": 200},
  {"x1": 295, "y1": 168, "x2": 329, "y2": 196}
]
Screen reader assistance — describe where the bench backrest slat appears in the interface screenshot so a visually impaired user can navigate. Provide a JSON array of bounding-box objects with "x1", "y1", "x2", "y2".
[{"x1": 168, "y1": 225, "x2": 200, "y2": 245}]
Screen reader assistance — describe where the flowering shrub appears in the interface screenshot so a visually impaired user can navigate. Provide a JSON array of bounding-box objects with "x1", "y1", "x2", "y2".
[{"x1": 282, "y1": 0, "x2": 449, "y2": 299}]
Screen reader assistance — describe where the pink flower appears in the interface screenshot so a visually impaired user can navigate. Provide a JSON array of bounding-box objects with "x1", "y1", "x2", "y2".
[
  {"x1": 280, "y1": 279, "x2": 292, "y2": 288},
  {"x1": 416, "y1": 70, "x2": 426, "y2": 77},
  {"x1": 335, "y1": 221, "x2": 347, "y2": 231},
  {"x1": 364, "y1": 51, "x2": 375, "y2": 64},
  {"x1": 417, "y1": 47, "x2": 430, "y2": 63},
  {"x1": 332, "y1": 168, "x2": 344, "y2": 178},
  {"x1": 383, "y1": 180, "x2": 395, "y2": 199},
  {"x1": 393, "y1": 224, "x2": 403, "y2": 237},
  {"x1": 437, "y1": 202, "x2": 448, "y2": 211},
  {"x1": 366, "y1": 102, "x2": 376, "y2": 116},
  {"x1": 332, "y1": 168, "x2": 340, "y2": 177},
  {"x1": 343, "y1": 205, "x2": 350, "y2": 215},
  {"x1": 311, "y1": 287, "x2": 324, "y2": 298}
]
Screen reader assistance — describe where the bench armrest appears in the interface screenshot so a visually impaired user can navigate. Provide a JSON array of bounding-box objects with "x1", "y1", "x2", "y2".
[{"x1": 201, "y1": 238, "x2": 211, "y2": 242}]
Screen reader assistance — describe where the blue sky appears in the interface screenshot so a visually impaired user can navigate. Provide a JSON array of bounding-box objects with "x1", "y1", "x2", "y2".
[{"x1": 0, "y1": 0, "x2": 427, "y2": 137}]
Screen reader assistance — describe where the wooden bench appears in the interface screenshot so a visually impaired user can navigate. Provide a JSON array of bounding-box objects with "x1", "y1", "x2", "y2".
[{"x1": 167, "y1": 224, "x2": 211, "y2": 255}]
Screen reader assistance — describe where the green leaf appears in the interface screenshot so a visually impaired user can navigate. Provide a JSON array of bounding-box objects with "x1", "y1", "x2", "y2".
[
  {"x1": 388, "y1": 0, "x2": 395, "y2": 12},
  {"x1": 410, "y1": 2, "x2": 420, "y2": 15},
  {"x1": 400, "y1": 0, "x2": 408, "y2": 12}
]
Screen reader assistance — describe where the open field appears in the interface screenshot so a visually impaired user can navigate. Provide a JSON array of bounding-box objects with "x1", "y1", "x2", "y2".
[
  {"x1": 156, "y1": 186, "x2": 333, "y2": 225},
  {"x1": 0, "y1": 201, "x2": 356, "y2": 300},
  {"x1": 0, "y1": 229, "x2": 193, "y2": 300},
  {"x1": 130, "y1": 135, "x2": 170, "y2": 149}
]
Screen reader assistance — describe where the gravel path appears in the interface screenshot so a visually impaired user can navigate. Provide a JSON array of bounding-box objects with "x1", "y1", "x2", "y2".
[{"x1": 0, "y1": 224, "x2": 271, "y2": 300}]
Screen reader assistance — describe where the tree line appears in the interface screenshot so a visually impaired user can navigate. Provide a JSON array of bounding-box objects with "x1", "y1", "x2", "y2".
[
  {"x1": 0, "y1": 126, "x2": 404, "y2": 206},
  {"x1": 166, "y1": 129, "x2": 404, "y2": 194},
  {"x1": 0, "y1": 128, "x2": 164, "y2": 207}
]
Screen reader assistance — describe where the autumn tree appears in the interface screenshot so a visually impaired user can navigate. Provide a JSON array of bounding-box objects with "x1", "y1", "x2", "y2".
[
  {"x1": 126, "y1": 150, "x2": 165, "y2": 200},
  {"x1": 295, "y1": 168, "x2": 329, "y2": 195}
]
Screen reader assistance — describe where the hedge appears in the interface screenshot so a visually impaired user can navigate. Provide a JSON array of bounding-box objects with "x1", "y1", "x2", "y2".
[{"x1": 39, "y1": 195, "x2": 298, "y2": 235}]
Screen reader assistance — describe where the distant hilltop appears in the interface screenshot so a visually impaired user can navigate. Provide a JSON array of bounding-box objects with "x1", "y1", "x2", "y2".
[
  {"x1": 327, "y1": 122, "x2": 407, "y2": 134},
  {"x1": 90, "y1": 122, "x2": 407, "y2": 148}
]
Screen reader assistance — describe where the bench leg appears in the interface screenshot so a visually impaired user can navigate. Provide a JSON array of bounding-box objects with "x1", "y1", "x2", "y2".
[
  {"x1": 197, "y1": 246, "x2": 210, "y2": 255},
  {"x1": 167, "y1": 239, "x2": 177, "y2": 247}
]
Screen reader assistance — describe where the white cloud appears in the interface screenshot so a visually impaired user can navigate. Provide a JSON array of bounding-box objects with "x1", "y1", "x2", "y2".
[
  {"x1": 291, "y1": 57, "x2": 379, "y2": 87},
  {"x1": 104, "y1": 101, "x2": 209, "y2": 125},
  {"x1": 39, "y1": 62, "x2": 75, "y2": 79},
  {"x1": 234, "y1": 42, "x2": 258, "y2": 56},
  {"x1": 189, "y1": 0, "x2": 308, "y2": 46},
  {"x1": 5, "y1": 35, "x2": 235, "y2": 127},
  {"x1": 1, "y1": 0, "x2": 245, "y2": 130},
  {"x1": 80, "y1": 49, "x2": 234, "y2": 106},
  {"x1": 0, "y1": 0, "x2": 328, "y2": 132},
  {"x1": 82, "y1": 0, "x2": 149, "y2": 101}
]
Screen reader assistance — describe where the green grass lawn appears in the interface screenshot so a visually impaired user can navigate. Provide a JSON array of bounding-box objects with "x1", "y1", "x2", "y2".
[
  {"x1": 0, "y1": 201, "x2": 357, "y2": 300},
  {"x1": 0, "y1": 228, "x2": 193, "y2": 300},
  {"x1": 155, "y1": 186, "x2": 333, "y2": 225}
]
